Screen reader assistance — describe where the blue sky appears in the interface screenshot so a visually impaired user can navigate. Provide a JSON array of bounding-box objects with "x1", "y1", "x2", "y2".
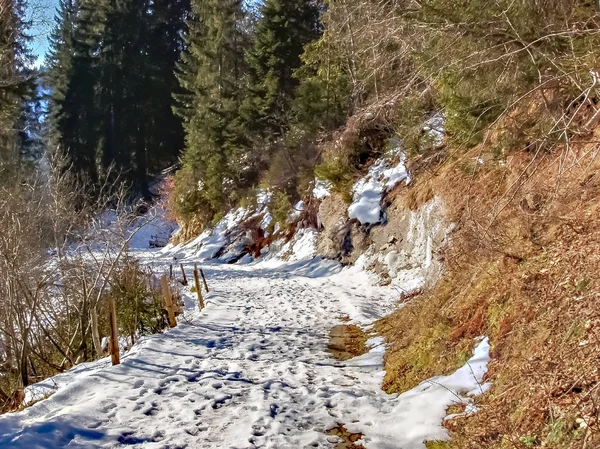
[{"x1": 27, "y1": 0, "x2": 58, "y2": 66}]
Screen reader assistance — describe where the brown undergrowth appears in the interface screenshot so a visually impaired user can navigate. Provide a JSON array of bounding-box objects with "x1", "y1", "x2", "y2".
[{"x1": 377, "y1": 127, "x2": 600, "y2": 448}]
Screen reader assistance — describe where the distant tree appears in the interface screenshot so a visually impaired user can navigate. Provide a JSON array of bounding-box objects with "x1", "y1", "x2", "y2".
[
  {"x1": 46, "y1": 0, "x2": 189, "y2": 196},
  {"x1": 46, "y1": 0, "x2": 100, "y2": 186},
  {"x1": 0, "y1": 0, "x2": 35, "y2": 175}
]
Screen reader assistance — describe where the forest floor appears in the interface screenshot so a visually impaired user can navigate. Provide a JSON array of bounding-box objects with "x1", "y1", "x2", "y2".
[{"x1": 0, "y1": 233, "x2": 491, "y2": 449}]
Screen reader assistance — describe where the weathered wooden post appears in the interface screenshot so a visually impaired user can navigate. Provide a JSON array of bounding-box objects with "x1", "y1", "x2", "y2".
[
  {"x1": 180, "y1": 263, "x2": 188, "y2": 286},
  {"x1": 200, "y1": 268, "x2": 209, "y2": 293},
  {"x1": 169, "y1": 264, "x2": 173, "y2": 280},
  {"x1": 161, "y1": 275, "x2": 177, "y2": 328},
  {"x1": 193, "y1": 265, "x2": 205, "y2": 310},
  {"x1": 108, "y1": 296, "x2": 120, "y2": 365}
]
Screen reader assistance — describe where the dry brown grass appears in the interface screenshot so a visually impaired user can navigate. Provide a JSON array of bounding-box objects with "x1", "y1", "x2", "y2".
[
  {"x1": 402, "y1": 178, "x2": 436, "y2": 211},
  {"x1": 378, "y1": 123, "x2": 600, "y2": 448}
]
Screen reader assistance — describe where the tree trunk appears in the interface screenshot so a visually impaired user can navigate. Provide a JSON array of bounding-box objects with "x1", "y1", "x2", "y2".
[
  {"x1": 90, "y1": 306, "x2": 103, "y2": 358},
  {"x1": 135, "y1": 123, "x2": 150, "y2": 200},
  {"x1": 19, "y1": 339, "x2": 29, "y2": 387}
]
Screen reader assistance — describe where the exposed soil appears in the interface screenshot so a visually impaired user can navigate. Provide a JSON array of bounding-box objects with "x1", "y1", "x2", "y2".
[
  {"x1": 326, "y1": 423, "x2": 366, "y2": 449},
  {"x1": 328, "y1": 324, "x2": 368, "y2": 361}
]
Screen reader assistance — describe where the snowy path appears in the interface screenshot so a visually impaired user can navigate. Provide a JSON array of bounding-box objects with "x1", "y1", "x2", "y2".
[
  {"x1": 0, "y1": 254, "x2": 391, "y2": 449},
  {"x1": 0, "y1": 251, "x2": 490, "y2": 449}
]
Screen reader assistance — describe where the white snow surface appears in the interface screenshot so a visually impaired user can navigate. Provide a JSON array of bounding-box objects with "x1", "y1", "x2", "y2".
[
  {"x1": 128, "y1": 205, "x2": 179, "y2": 250},
  {"x1": 348, "y1": 141, "x2": 410, "y2": 225},
  {"x1": 423, "y1": 114, "x2": 445, "y2": 148},
  {"x1": 313, "y1": 180, "x2": 332, "y2": 201},
  {"x1": 0, "y1": 195, "x2": 490, "y2": 449},
  {"x1": 0, "y1": 240, "x2": 491, "y2": 449}
]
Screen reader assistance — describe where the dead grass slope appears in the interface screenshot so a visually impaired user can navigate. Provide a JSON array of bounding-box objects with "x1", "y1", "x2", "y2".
[{"x1": 377, "y1": 131, "x2": 600, "y2": 448}]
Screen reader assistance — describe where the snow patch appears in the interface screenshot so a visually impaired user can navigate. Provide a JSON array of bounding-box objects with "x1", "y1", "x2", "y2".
[
  {"x1": 348, "y1": 139, "x2": 409, "y2": 225},
  {"x1": 313, "y1": 179, "x2": 332, "y2": 200},
  {"x1": 339, "y1": 337, "x2": 492, "y2": 448},
  {"x1": 192, "y1": 207, "x2": 248, "y2": 261},
  {"x1": 284, "y1": 228, "x2": 319, "y2": 262},
  {"x1": 423, "y1": 113, "x2": 445, "y2": 147}
]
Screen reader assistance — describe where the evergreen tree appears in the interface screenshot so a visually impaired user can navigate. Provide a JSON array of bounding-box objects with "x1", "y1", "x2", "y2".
[
  {"x1": 45, "y1": 0, "x2": 76, "y2": 152},
  {"x1": 46, "y1": 0, "x2": 101, "y2": 185},
  {"x1": 174, "y1": 0, "x2": 250, "y2": 214},
  {"x1": 0, "y1": 0, "x2": 34, "y2": 174},
  {"x1": 46, "y1": 0, "x2": 189, "y2": 195},
  {"x1": 145, "y1": 0, "x2": 189, "y2": 173},
  {"x1": 17, "y1": 74, "x2": 45, "y2": 162},
  {"x1": 242, "y1": 0, "x2": 321, "y2": 139}
]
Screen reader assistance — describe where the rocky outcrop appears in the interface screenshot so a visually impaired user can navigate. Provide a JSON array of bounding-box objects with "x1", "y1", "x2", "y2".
[{"x1": 316, "y1": 186, "x2": 450, "y2": 291}]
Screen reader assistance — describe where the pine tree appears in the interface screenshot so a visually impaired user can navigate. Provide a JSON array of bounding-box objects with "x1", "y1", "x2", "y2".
[
  {"x1": 46, "y1": 0, "x2": 102, "y2": 186},
  {"x1": 45, "y1": 0, "x2": 76, "y2": 151},
  {"x1": 0, "y1": 0, "x2": 35, "y2": 174},
  {"x1": 17, "y1": 74, "x2": 45, "y2": 162},
  {"x1": 145, "y1": 0, "x2": 189, "y2": 174},
  {"x1": 47, "y1": 0, "x2": 189, "y2": 194},
  {"x1": 174, "y1": 0, "x2": 250, "y2": 214},
  {"x1": 242, "y1": 0, "x2": 321, "y2": 139}
]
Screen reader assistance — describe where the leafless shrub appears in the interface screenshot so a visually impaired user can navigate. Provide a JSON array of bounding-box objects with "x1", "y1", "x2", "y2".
[{"x1": 0, "y1": 158, "x2": 165, "y2": 412}]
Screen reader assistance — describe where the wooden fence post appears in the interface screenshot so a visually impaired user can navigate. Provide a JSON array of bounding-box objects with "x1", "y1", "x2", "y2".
[
  {"x1": 193, "y1": 265, "x2": 205, "y2": 310},
  {"x1": 161, "y1": 275, "x2": 177, "y2": 328},
  {"x1": 180, "y1": 263, "x2": 188, "y2": 286},
  {"x1": 169, "y1": 264, "x2": 173, "y2": 280},
  {"x1": 200, "y1": 268, "x2": 209, "y2": 293},
  {"x1": 108, "y1": 296, "x2": 120, "y2": 366}
]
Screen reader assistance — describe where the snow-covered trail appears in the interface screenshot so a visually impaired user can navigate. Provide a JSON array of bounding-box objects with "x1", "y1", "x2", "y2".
[
  {"x1": 0, "y1": 248, "x2": 491, "y2": 449},
  {"x1": 0, "y1": 253, "x2": 393, "y2": 449}
]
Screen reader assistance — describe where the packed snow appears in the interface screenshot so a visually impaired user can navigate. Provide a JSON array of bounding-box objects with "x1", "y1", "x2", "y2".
[
  {"x1": 348, "y1": 139, "x2": 410, "y2": 226},
  {"x1": 0, "y1": 198, "x2": 490, "y2": 449}
]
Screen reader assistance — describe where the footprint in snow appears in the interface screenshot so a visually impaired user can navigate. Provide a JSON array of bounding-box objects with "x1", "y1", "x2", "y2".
[{"x1": 99, "y1": 402, "x2": 117, "y2": 414}]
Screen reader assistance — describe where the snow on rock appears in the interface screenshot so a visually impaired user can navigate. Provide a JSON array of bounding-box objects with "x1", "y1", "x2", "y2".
[
  {"x1": 313, "y1": 179, "x2": 333, "y2": 200},
  {"x1": 260, "y1": 212, "x2": 273, "y2": 233},
  {"x1": 372, "y1": 196, "x2": 447, "y2": 291},
  {"x1": 165, "y1": 188, "x2": 276, "y2": 264},
  {"x1": 289, "y1": 200, "x2": 305, "y2": 221},
  {"x1": 257, "y1": 227, "x2": 320, "y2": 266},
  {"x1": 255, "y1": 189, "x2": 272, "y2": 209},
  {"x1": 191, "y1": 207, "x2": 249, "y2": 261},
  {"x1": 280, "y1": 228, "x2": 319, "y2": 262},
  {"x1": 423, "y1": 113, "x2": 445, "y2": 148},
  {"x1": 348, "y1": 139, "x2": 409, "y2": 225},
  {"x1": 164, "y1": 186, "x2": 323, "y2": 266}
]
